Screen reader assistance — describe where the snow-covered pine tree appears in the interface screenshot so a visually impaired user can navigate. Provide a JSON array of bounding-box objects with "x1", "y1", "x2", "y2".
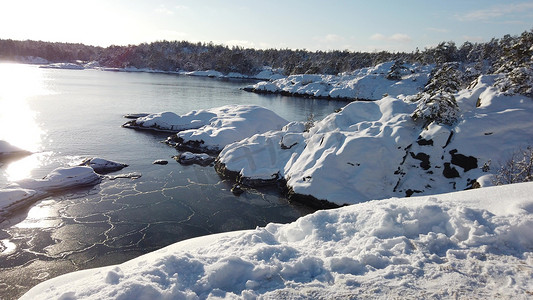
[
  {"x1": 411, "y1": 62, "x2": 462, "y2": 126},
  {"x1": 386, "y1": 60, "x2": 407, "y2": 80},
  {"x1": 411, "y1": 91, "x2": 459, "y2": 126}
]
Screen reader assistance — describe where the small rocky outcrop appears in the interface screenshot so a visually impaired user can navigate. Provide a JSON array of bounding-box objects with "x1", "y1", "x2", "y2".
[{"x1": 173, "y1": 152, "x2": 215, "y2": 166}]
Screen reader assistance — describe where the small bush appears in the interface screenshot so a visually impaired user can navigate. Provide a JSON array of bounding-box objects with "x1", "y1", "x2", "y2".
[{"x1": 493, "y1": 146, "x2": 533, "y2": 185}]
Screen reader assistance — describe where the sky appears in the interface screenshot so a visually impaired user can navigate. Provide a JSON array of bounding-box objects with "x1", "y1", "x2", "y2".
[{"x1": 0, "y1": 0, "x2": 532, "y2": 52}]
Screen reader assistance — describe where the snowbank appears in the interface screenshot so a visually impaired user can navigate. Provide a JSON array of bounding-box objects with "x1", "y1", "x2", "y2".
[
  {"x1": 244, "y1": 62, "x2": 432, "y2": 100},
  {"x1": 21, "y1": 182, "x2": 533, "y2": 299},
  {"x1": 124, "y1": 105, "x2": 288, "y2": 153},
  {"x1": 217, "y1": 75, "x2": 533, "y2": 206}
]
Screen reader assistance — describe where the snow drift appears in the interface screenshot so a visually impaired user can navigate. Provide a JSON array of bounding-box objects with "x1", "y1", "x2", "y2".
[{"x1": 20, "y1": 182, "x2": 533, "y2": 299}]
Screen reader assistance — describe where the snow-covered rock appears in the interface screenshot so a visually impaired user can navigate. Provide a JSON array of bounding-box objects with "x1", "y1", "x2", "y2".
[
  {"x1": 0, "y1": 188, "x2": 42, "y2": 211},
  {"x1": 252, "y1": 66, "x2": 285, "y2": 81},
  {"x1": 20, "y1": 182, "x2": 533, "y2": 299},
  {"x1": 123, "y1": 110, "x2": 218, "y2": 132},
  {"x1": 79, "y1": 157, "x2": 128, "y2": 174},
  {"x1": 167, "y1": 105, "x2": 289, "y2": 153},
  {"x1": 244, "y1": 62, "x2": 432, "y2": 100},
  {"x1": 173, "y1": 152, "x2": 215, "y2": 166},
  {"x1": 0, "y1": 166, "x2": 102, "y2": 219},
  {"x1": 39, "y1": 63, "x2": 84, "y2": 70},
  {"x1": 0, "y1": 140, "x2": 31, "y2": 159},
  {"x1": 218, "y1": 75, "x2": 533, "y2": 206},
  {"x1": 8, "y1": 166, "x2": 101, "y2": 192},
  {"x1": 184, "y1": 70, "x2": 224, "y2": 78},
  {"x1": 124, "y1": 105, "x2": 288, "y2": 153}
]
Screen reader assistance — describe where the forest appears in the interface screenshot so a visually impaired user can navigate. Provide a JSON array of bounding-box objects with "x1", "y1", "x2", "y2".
[{"x1": 0, "y1": 29, "x2": 531, "y2": 79}]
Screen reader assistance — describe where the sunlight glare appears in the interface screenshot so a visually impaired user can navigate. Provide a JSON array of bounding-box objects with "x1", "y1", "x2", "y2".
[{"x1": 0, "y1": 63, "x2": 47, "y2": 153}]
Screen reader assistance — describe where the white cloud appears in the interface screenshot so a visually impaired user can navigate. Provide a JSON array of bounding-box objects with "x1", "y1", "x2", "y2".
[
  {"x1": 371, "y1": 33, "x2": 412, "y2": 43},
  {"x1": 458, "y1": 2, "x2": 533, "y2": 21}
]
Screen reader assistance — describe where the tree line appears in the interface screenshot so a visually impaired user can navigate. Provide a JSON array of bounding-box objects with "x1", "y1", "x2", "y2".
[{"x1": 0, "y1": 29, "x2": 531, "y2": 78}]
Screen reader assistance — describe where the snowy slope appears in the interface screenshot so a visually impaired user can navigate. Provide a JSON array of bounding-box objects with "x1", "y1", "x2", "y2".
[
  {"x1": 21, "y1": 182, "x2": 533, "y2": 299},
  {"x1": 218, "y1": 74, "x2": 533, "y2": 206},
  {"x1": 244, "y1": 62, "x2": 432, "y2": 100}
]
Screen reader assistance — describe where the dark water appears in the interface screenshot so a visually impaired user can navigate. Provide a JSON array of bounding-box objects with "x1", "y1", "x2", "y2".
[{"x1": 0, "y1": 64, "x2": 347, "y2": 299}]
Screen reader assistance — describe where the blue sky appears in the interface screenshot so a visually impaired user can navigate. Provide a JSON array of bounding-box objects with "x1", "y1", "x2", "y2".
[{"x1": 1, "y1": 0, "x2": 532, "y2": 52}]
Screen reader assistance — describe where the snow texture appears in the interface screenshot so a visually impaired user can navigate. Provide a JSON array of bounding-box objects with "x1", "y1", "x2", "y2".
[
  {"x1": 218, "y1": 74, "x2": 533, "y2": 205},
  {"x1": 245, "y1": 62, "x2": 432, "y2": 100},
  {"x1": 20, "y1": 182, "x2": 533, "y2": 299}
]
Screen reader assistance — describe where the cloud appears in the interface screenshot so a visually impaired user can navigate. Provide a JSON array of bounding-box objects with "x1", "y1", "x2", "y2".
[
  {"x1": 458, "y1": 2, "x2": 533, "y2": 21},
  {"x1": 371, "y1": 33, "x2": 412, "y2": 43}
]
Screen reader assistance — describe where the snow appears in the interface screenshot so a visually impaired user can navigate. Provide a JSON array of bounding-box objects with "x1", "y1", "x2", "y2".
[
  {"x1": 20, "y1": 182, "x2": 533, "y2": 299},
  {"x1": 39, "y1": 63, "x2": 84, "y2": 70},
  {"x1": 0, "y1": 157, "x2": 128, "y2": 216},
  {"x1": 0, "y1": 166, "x2": 101, "y2": 216},
  {"x1": 245, "y1": 62, "x2": 432, "y2": 100},
  {"x1": 172, "y1": 105, "x2": 288, "y2": 153},
  {"x1": 0, "y1": 140, "x2": 30, "y2": 158},
  {"x1": 124, "y1": 105, "x2": 289, "y2": 153},
  {"x1": 218, "y1": 74, "x2": 533, "y2": 206},
  {"x1": 79, "y1": 157, "x2": 128, "y2": 174},
  {"x1": 6, "y1": 166, "x2": 101, "y2": 192},
  {"x1": 174, "y1": 151, "x2": 215, "y2": 166}
]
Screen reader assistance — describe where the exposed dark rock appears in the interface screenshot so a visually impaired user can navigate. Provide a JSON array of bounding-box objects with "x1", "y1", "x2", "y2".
[
  {"x1": 466, "y1": 178, "x2": 481, "y2": 190},
  {"x1": 410, "y1": 152, "x2": 431, "y2": 170},
  {"x1": 287, "y1": 187, "x2": 341, "y2": 209},
  {"x1": 405, "y1": 189, "x2": 422, "y2": 197},
  {"x1": 443, "y1": 130, "x2": 454, "y2": 148},
  {"x1": 123, "y1": 113, "x2": 150, "y2": 119},
  {"x1": 416, "y1": 137, "x2": 434, "y2": 146},
  {"x1": 449, "y1": 149, "x2": 478, "y2": 172},
  {"x1": 153, "y1": 160, "x2": 168, "y2": 165},
  {"x1": 443, "y1": 163, "x2": 460, "y2": 178},
  {"x1": 166, "y1": 135, "x2": 221, "y2": 155},
  {"x1": 231, "y1": 184, "x2": 245, "y2": 195}
]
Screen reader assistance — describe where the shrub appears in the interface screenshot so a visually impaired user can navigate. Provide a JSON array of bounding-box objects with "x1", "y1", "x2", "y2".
[{"x1": 493, "y1": 146, "x2": 533, "y2": 185}]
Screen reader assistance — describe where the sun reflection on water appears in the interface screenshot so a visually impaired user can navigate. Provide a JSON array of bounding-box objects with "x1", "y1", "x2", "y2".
[
  {"x1": 0, "y1": 63, "x2": 49, "y2": 182},
  {"x1": 13, "y1": 199, "x2": 61, "y2": 229}
]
